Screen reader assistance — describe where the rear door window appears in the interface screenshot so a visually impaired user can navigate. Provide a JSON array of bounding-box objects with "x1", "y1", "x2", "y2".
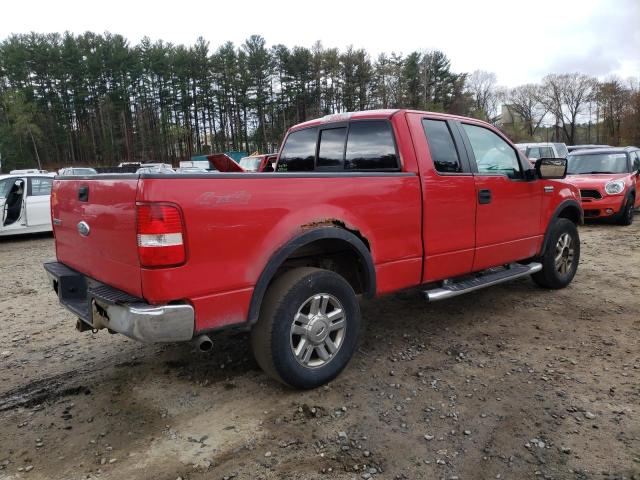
[
  {"x1": 318, "y1": 127, "x2": 347, "y2": 168},
  {"x1": 277, "y1": 127, "x2": 318, "y2": 172},
  {"x1": 345, "y1": 121, "x2": 398, "y2": 170},
  {"x1": 422, "y1": 119, "x2": 462, "y2": 173}
]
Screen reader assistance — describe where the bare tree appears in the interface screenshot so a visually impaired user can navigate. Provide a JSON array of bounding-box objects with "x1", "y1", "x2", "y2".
[
  {"x1": 539, "y1": 73, "x2": 598, "y2": 144},
  {"x1": 596, "y1": 77, "x2": 629, "y2": 145},
  {"x1": 505, "y1": 84, "x2": 548, "y2": 138},
  {"x1": 466, "y1": 70, "x2": 504, "y2": 124}
]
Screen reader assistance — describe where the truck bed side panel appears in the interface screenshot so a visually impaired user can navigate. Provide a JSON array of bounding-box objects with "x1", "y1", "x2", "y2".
[{"x1": 137, "y1": 174, "x2": 423, "y2": 330}]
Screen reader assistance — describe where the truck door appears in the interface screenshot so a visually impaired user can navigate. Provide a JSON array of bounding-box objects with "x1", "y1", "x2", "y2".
[
  {"x1": 457, "y1": 122, "x2": 543, "y2": 271},
  {"x1": 409, "y1": 114, "x2": 477, "y2": 282}
]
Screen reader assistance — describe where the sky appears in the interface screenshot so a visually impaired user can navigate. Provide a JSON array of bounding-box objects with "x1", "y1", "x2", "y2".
[{"x1": 1, "y1": 0, "x2": 638, "y2": 87}]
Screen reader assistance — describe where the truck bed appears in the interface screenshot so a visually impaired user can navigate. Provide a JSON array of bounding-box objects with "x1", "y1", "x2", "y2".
[{"x1": 52, "y1": 172, "x2": 423, "y2": 332}]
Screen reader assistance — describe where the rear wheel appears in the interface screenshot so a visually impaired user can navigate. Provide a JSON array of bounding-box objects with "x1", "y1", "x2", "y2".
[
  {"x1": 532, "y1": 218, "x2": 580, "y2": 289},
  {"x1": 615, "y1": 195, "x2": 635, "y2": 226},
  {"x1": 251, "y1": 267, "x2": 361, "y2": 389}
]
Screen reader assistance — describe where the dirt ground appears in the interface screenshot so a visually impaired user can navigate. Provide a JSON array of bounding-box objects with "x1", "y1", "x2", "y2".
[{"x1": 0, "y1": 223, "x2": 638, "y2": 480}]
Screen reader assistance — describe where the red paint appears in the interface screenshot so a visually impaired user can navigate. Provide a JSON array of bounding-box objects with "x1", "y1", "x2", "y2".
[
  {"x1": 565, "y1": 173, "x2": 639, "y2": 218},
  {"x1": 51, "y1": 110, "x2": 582, "y2": 335},
  {"x1": 207, "y1": 153, "x2": 245, "y2": 172}
]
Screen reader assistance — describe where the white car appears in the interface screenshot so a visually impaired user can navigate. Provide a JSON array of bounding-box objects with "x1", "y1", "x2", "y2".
[
  {"x1": 515, "y1": 142, "x2": 569, "y2": 162},
  {"x1": 0, "y1": 172, "x2": 55, "y2": 236},
  {"x1": 58, "y1": 167, "x2": 97, "y2": 176}
]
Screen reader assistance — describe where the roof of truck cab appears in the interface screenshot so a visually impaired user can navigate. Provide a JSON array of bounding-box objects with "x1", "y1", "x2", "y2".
[{"x1": 288, "y1": 109, "x2": 494, "y2": 132}]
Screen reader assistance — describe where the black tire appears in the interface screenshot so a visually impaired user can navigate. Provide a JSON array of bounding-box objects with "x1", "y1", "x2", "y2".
[
  {"x1": 615, "y1": 195, "x2": 635, "y2": 226},
  {"x1": 532, "y1": 218, "x2": 580, "y2": 289},
  {"x1": 250, "y1": 267, "x2": 361, "y2": 389}
]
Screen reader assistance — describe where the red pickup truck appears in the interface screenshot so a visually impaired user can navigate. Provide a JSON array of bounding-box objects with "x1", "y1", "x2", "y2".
[{"x1": 45, "y1": 110, "x2": 583, "y2": 389}]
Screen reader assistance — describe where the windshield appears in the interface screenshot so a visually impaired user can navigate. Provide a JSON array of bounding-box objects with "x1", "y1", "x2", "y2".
[
  {"x1": 567, "y1": 153, "x2": 629, "y2": 174},
  {"x1": 239, "y1": 156, "x2": 262, "y2": 171},
  {"x1": 0, "y1": 178, "x2": 13, "y2": 198}
]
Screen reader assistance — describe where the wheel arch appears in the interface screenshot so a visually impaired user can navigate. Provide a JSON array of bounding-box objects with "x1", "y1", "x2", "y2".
[
  {"x1": 247, "y1": 226, "x2": 376, "y2": 326},
  {"x1": 539, "y1": 199, "x2": 582, "y2": 256}
]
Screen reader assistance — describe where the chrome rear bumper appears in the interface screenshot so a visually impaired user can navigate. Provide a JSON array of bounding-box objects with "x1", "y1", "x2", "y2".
[{"x1": 44, "y1": 262, "x2": 194, "y2": 343}]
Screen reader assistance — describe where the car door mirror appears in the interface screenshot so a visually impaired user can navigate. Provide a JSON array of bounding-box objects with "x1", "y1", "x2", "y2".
[{"x1": 535, "y1": 158, "x2": 567, "y2": 179}]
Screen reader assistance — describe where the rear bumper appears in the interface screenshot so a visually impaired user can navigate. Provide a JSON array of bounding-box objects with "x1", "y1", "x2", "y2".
[{"x1": 44, "y1": 262, "x2": 194, "y2": 343}]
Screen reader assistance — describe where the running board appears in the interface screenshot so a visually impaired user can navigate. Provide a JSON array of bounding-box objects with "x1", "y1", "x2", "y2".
[{"x1": 423, "y1": 262, "x2": 542, "y2": 302}]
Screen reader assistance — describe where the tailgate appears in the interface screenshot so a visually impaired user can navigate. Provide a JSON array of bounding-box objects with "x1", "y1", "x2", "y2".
[{"x1": 51, "y1": 176, "x2": 142, "y2": 297}]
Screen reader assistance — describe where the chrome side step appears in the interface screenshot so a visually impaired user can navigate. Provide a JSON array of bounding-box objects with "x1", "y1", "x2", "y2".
[{"x1": 423, "y1": 262, "x2": 542, "y2": 302}]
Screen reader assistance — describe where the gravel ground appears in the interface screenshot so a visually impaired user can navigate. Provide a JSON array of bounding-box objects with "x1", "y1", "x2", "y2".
[{"x1": 0, "y1": 223, "x2": 638, "y2": 480}]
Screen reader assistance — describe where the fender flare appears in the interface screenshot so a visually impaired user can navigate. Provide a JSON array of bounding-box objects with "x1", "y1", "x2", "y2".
[
  {"x1": 539, "y1": 199, "x2": 583, "y2": 256},
  {"x1": 247, "y1": 227, "x2": 376, "y2": 325}
]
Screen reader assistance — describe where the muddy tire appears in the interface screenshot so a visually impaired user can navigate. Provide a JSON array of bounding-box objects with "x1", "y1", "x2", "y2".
[
  {"x1": 615, "y1": 195, "x2": 635, "y2": 226},
  {"x1": 251, "y1": 267, "x2": 361, "y2": 389},
  {"x1": 532, "y1": 218, "x2": 580, "y2": 289}
]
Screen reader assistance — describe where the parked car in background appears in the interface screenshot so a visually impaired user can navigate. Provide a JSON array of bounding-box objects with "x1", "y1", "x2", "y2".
[
  {"x1": 136, "y1": 166, "x2": 174, "y2": 174},
  {"x1": 10, "y1": 169, "x2": 48, "y2": 174},
  {"x1": 567, "y1": 144, "x2": 610, "y2": 153},
  {"x1": 58, "y1": 167, "x2": 98, "y2": 176},
  {"x1": 176, "y1": 166, "x2": 208, "y2": 174},
  {"x1": 238, "y1": 154, "x2": 278, "y2": 172},
  {"x1": 179, "y1": 160, "x2": 211, "y2": 171},
  {"x1": 564, "y1": 146, "x2": 640, "y2": 225},
  {"x1": 0, "y1": 172, "x2": 55, "y2": 236},
  {"x1": 516, "y1": 142, "x2": 569, "y2": 163},
  {"x1": 45, "y1": 109, "x2": 582, "y2": 389}
]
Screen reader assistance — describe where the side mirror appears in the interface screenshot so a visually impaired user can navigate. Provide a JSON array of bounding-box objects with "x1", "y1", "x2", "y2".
[{"x1": 535, "y1": 157, "x2": 567, "y2": 179}]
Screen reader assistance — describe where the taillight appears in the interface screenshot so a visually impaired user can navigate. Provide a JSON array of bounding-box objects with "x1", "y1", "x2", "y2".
[{"x1": 136, "y1": 203, "x2": 186, "y2": 267}]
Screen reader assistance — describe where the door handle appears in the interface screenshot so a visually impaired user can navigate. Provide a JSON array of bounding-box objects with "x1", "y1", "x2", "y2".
[
  {"x1": 478, "y1": 189, "x2": 492, "y2": 204},
  {"x1": 78, "y1": 186, "x2": 89, "y2": 202}
]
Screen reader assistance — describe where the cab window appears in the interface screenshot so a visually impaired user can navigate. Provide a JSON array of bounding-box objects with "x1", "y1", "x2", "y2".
[
  {"x1": 462, "y1": 124, "x2": 522, "y2": 179},
  {"x1": 277, "y1": 127, "x2": 318, "y2": 172},
  {"x1": 318, "y1": 127, "x2": 347, "y2": 168},
  {"x1": 344, "y1": 121, "x2": 398, "y2": 170},
  {"x1": 422, "y1": 119, "x2": 462, "y2": 173}
]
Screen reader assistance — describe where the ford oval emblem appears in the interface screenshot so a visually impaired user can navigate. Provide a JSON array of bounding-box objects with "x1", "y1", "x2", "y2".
[{"x1": 77, "y1": 221, "x2": 90, "y2": 237}]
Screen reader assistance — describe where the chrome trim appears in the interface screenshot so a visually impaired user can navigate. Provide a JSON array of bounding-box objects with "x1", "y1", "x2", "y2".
[
  {"x1": 544, "y1": 186, "x2": 555, "y2": 193},
  {"x1": 92, "y1": 300, "x2": 194, "y2": 343},
  {"x1": 424, "y1": 262, "x2": 542, "y2": 302}
]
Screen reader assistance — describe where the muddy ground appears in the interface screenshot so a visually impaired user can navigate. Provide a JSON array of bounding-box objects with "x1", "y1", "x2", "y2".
[{"x1": 0, "y1": 223, "x2": 638, "y2": 480}]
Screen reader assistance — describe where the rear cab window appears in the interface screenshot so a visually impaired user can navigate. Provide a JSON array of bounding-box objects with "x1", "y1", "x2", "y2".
[
  {"x1": 344, "y1": 121, "x2": 398, "y2": 170},
  {"x1": 277, "y1": 120, "x2": 399, "y2": 172},
  {"x1": 277, "y1": 127, "x2": 318, "y2": 172}
]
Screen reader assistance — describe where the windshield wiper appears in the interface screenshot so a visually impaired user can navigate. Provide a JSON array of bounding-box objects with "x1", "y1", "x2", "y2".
[{"x1": 579, "y1": 171, "x2": 616, "y2": 174}]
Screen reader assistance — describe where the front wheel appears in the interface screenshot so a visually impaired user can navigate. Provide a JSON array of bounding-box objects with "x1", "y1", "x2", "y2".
[
  {"x1": 615, "y1": 195, "x2": 635, "y2": 226},
  {"x1": 532, "y1": 218, "x2": 580, "y2": 289},
  {"x1": 251, "y1": 267, "x2": 361, "y2": 389}
]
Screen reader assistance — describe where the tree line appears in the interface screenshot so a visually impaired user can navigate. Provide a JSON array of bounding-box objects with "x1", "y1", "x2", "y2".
[{"x1": 0, "y1": 32, "x2": 638, "y2": 171}]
